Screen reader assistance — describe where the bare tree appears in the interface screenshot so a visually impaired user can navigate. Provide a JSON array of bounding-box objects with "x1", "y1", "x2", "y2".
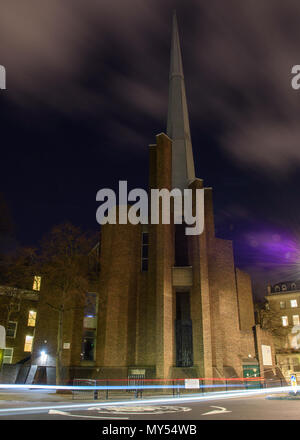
[
  {"x1": 38, "y1": 223, "x2": 98, "y2": 385},
  {"x1": 0, "y1": 247, "x2": 37, "y2": 327},
  {"x1": 255, "y1": 302, "x2": 290, "y2": 348}
]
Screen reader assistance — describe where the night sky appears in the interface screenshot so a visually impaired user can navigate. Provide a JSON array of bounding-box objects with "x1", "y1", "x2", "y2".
[{"x1": 1, "y1": 0, "x2": 300, "y2": 299}]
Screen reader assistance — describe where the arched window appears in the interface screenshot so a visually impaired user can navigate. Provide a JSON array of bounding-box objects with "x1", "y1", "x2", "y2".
[
  {"x1": 291, "y1": 283, "x2": 297, "y2": 290},
  {"x1": 275, "y1": 285, "x2": 280, "y2": 292},
  {"x1": 281, "y1": 284, "x2": 287, "y2": 291}
]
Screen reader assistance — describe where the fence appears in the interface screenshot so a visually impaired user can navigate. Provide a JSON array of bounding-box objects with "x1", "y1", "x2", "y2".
[
  {"x1": 127, "y1": 374, "x2": 145, "y2": 398},
  {"x1": 71, "y1": 376, "x2": 281, "y2": 401},
  {"x1": 72, "y1": 379, "x2": 99, "y2": 400}
]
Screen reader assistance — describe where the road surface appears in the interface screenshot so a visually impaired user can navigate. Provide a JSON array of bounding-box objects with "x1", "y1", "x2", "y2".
[{"x1": 0, "y1": 390, "x2": 299, "y2": 420}]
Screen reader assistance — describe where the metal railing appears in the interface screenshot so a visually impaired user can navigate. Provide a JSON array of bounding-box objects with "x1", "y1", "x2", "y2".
[{"x1": 71, "y1": 376, "x2": 281, "y2": 401}]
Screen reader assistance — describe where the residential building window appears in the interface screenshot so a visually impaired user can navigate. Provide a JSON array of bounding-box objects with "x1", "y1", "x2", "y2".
[
  {"x1": 293, "y1": 315, "x2": 300, "y2": 326},
  {"x1": 33, "y1": 276, "x2": 41, "y2": 291},
  {"x1": 282, "y1": 284, "x2": 287, "y2": 291},
  {"x1": 27, "y1": 310, "x2": 37, "y2": 327},
  {"x1": 282, "y1": 316, "x2": 289, "y2": 327},
  {"x1": 3, "y1": 348, "x2": 13, "y2": 364},
  {"x1": 291, "y1": 299, "x2": 298, "y2": 308},
  {"x1": 141, "y1": 232, "x2": 149, "y2": 272},
  {"x1": 291, "y1": 283, "x2": 297, "y2": 290},
  {"x1": 11, "y1": 302, "x2": 20, "y2": 312},
  {"x1": 280, "y1": 301, "x2": 286, "y2": 309},
  {"x1": 275, "y1": 285, "x2": 280, "y2": 292},
  {"x1": 24, "y1": 335, "x2": 33, "y2": 352},
  {"x1": 6, "y1": 321, "x2": 17, "y2": 338}
]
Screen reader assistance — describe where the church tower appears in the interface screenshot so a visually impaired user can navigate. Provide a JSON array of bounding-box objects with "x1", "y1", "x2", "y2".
[
  {"x1": 94, "y1": 12, "x2": 260, "y2": 381},
  {"x1": 167, "y1": 11, "x2": 195, "y2": 191}
]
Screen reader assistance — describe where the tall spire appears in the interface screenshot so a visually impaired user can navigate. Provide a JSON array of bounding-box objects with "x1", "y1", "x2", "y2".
[{"x1": 167, "y1": 11, "x2": 195, "y2": 190}]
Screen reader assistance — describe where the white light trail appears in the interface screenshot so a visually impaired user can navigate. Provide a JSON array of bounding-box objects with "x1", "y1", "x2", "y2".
[{"x1": 0, "y1": 385, "x2": 296, "y2": 415}]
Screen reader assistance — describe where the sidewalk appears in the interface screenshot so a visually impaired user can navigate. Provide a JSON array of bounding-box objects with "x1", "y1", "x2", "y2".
[{"x1": 0, "y1": 389, "x2": 179, "y2": 405}]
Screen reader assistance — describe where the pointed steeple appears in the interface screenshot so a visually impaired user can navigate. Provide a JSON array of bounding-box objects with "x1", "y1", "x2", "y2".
[{"x1": 167, "y1": 11, "x2": 195, "y2": 190}]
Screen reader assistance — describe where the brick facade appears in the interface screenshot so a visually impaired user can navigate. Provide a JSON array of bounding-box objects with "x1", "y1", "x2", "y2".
[{"x1": 0, "y1": 133, "x2": 275, "y2": 384}]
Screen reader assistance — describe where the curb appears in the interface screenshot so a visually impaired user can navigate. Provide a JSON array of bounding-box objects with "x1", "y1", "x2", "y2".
[{"x1": 266, "y1": 394, "x2": 300, "y2": 400}]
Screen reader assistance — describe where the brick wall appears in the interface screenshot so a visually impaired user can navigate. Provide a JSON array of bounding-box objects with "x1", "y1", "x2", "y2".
[
  {"x1": 96, "y1": 212, "x2": 141, "y2": 369},
  {"x1": 255, "y1": 325, "x2": 276, "y2": 377},
  {"x1": 149, "y1": 133, "x2": 174, "y2": 378},
  {"x1": 236, "y1": 268, "x2": 255, "y2": 331},
  {"x1": 240, "y1": 330, "x2": 256, "y2": 359}
]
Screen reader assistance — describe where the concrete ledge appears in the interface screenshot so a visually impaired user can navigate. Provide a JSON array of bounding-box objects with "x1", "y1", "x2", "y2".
[{"x1": 172, "y1": 266, "x2": 193, "y2": 287}]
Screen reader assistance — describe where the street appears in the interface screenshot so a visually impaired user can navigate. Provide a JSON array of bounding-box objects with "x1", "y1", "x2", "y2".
[{"x1": 0, "y1": 389, "x2": 299, "y2": 420}]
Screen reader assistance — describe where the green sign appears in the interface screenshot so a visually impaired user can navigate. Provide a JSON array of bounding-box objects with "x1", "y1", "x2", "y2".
[{"x1": 243, "y1": 364, "x2": 261, "y2": 388}]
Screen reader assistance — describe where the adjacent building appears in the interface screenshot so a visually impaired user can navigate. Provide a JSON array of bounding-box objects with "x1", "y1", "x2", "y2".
[
  {"x1": 0, "y1": 282, "x2": 39, "y2": 383},
  {"x1": 263, "y1": 281, "x2": 300, "y2": 378}
]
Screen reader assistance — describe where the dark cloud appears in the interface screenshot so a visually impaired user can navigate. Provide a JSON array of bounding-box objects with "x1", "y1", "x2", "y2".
[
  {"x1": 2, "y1": 0, "x2": 300, "y2": 298},
  {"x1": 3, "y1": 0, "x2": 300, "y2": 173},
  {"x1": 192, "y1": 0, "x2": 300, "y2": 173}
]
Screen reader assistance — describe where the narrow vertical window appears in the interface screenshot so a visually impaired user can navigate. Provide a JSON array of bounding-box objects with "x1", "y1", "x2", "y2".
[
  {"x1": 33, "y1": 276, "x2": 41, "y2": 291},
  {"x1": 7, "y1": 321, "x2": 17, "y2": 338},
  {"x1": 24, "y1": 335, "x2": 33, "y2": 352},
  {"x1": 3, "y1": 348, "x2": 13, "y2": 364},
  {"x1": 27, "y1": 311, "x2": 37, "y2": 327},
  {"x1": 81, "y1": 292, "x2": 97, "y2": 362},
  {"x1": 175, "y1": 223, "x2": 189, "y2": 266},
  {"x1": 141, "y1": 232, "x2": 149, "y2": 272}
]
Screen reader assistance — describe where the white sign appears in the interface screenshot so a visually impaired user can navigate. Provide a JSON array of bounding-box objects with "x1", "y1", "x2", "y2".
[
  {"x1": 83, "y1": 316, "x2": 96, "y2": 329},
  {"x1": 261, "y1": 345, "x2": 272, "y2": 366},
  {"x1": 0, "y1": 326, "x2": 5, "y2": 349},
  {"x1": 184, "y1": 379, "x2": 200, "y2": 389},
  {"x1": 130, "y1": 369, "x2": 145, "y2": 375},
  {"x1": 63, "y1": 343, "x2": 70, "y2": 349},
  {"x1": 0, "y1": 66, "x2": 5, "y2": 90}
]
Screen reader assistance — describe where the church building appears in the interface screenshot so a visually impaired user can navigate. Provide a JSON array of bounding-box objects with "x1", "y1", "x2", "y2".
[
  {"x1": 91, "y1": 13, "x2": 275, "y2": 381},
  {"x1": 12, "y1": 12, "x2": 277, "y2": 384}
]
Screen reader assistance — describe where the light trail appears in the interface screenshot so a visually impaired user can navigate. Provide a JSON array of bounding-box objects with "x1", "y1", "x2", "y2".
[
  {"x1": 0, "y1": 382, "x2": 275, "y2": 391},
  {"x1": 0, "y1": 385, "x2": 296, "y2": 416}
]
